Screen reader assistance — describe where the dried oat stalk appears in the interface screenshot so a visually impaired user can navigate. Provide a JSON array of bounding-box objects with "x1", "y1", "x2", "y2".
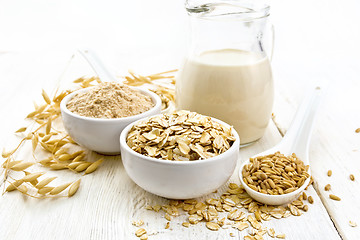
[
  {"x1": 1, "y1": 82, "x2": 103, "y2": 198},
  {"x1": 150, "y1": 86, "x2": 175, "y2": 110},
  {"x1": 124, "y1": 69, "x2": 176, "y2": 87},
  {"x1": 1, "y1": 69, "x2": 177, "y2": 198},
  {"x1": 123, "y1": 69, "x2": 176, "y2": 110}
]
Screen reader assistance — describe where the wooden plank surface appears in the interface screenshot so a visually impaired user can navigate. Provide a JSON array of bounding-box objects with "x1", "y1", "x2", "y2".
[
  {"x1": 272, "y1": 63, "x2": 360, "y2": 240},
  {"x1": 0, "y1": 52, "x2": 342, "y2": 240},
  {"x1": 269, "y1": 1, "x2": 360, "y2": 239}
]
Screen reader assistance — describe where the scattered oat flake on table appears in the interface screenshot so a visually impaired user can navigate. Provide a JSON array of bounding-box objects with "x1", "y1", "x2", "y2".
[
  {"x1": 329, "y1": 194, "x2": 341, "y2": 201},
  {"x1": 164, "y1": 213, "x2": 171, "y2": 221},
  {"x1": 255, "y1": 234, "x2": 265, "y2": 240},
  {"x1": 288, "y1": 204, "x2": 302, "y2": 216},
  {"x1": 308, "y1": 196, "x2": 314, "y2": 204},
  {"x1": 327, "y1": 170, "x2": 332, "y2": 177},
  {"x1": 233, "y1": 221, "x2": 249, "y2": 231},
  {"x1": 349, "y1": 221, "x2": 357, "y2": 227},
  {"x1": 132, "y1": 220, "x2": 144, "y2": 227},
  {"x1": 188, "y1": 214, "x2": 203, "y2": 224},
  {"x1": 139, "y1": 182, "x2": 312, "y2": 237},
  {"x1": 206, "y1": 222, "x2": 220, "y2": 231},
  {"x1": 135, "y1": 228, "x2": 147, "y2": 237},
  {"x1": 302, "y1": 205, "x2": 309, "y2": 212},
  {"x1": 302, "y1": 192, "x2": 307, "y2": 200},
  {"x1": 152, "y1": 205, "x2": 161, "y2": 212},
  {"x1": 244, "y1": 236, "x2": 255, "y2": 240},
  {"x1": 350, "y1": 174, "x2": 355, "y2": 181},
  {"x1": 182, "y1": 222, "x2": 190, "y2": 228},
  {"x1": 140, "y1": 234, "x2": 148, "y2": 240},
  {"x1": 355, "y1": 128, "x2": 360, "y2": 133}
]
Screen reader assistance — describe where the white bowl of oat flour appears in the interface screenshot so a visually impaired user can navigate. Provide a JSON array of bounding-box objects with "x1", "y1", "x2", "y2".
[
  {"x1": 120, "y1": 111, "x2": 240, "y2": 199},
  {"x1": 60, "y1": 82, "x2": 161, "y2": 154}
]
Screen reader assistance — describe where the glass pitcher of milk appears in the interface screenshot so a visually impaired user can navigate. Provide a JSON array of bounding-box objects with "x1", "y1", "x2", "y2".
[{"x1": 176, "y1": 0, "x2": 274, "y2": 146}]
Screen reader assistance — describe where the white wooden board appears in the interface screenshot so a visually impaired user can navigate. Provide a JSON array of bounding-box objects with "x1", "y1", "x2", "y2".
[{"x1": 0, "y1": 52, "x2": 342, "y2": 240}]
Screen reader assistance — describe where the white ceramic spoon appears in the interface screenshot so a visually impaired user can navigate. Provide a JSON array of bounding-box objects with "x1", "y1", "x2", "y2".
[
  {"x1": 239, "y1": 87, "x2": 322, "y2": 205},
  {"x1": 78, "y1": 48, "x2": 119, "y2": 82},
  {"x1": 78, "y1": 48, "x2": 175, "y2": 113}
]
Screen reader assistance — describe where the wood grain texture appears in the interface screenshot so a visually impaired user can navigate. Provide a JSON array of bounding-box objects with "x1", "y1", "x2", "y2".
[
  {"x1": 272, "y1": 65, "x2": 360, "y2": 240},
  {"x1": 0, "y1": 52, "x2": 342, "y2": 238},
  {"x1": 0, "y1": 52, "x2": 341, "y2": 240},
  {"x1": 127, "y1": 123, "x2": 341, "y2": 240},
  {"x1": 269, "y1": 1, "x2": 360, "y2": 238},
  {"x1": 0, "y1": 114, "x2": 342, "y2": 240}
]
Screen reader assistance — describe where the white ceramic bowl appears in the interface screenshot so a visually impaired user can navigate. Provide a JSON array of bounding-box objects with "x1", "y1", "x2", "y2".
[
  {"x1": 60, "y1": 87, "x2": 161, "y2": 155},
  {"x1": 120, "y1": 115, "x2": 240, "y2": 199}
]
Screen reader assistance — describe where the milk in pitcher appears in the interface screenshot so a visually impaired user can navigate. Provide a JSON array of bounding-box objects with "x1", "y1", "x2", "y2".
[{"x1": 176, "y1": 48, "x2": 274, "y2": 144}]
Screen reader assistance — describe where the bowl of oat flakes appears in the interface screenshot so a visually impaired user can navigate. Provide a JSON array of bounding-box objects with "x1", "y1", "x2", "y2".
[
  {"x1": 60, "y1": 82, "x2": 161, "y2": 155},
  {"x1": 120, "y1": 110, "x2": 240, "y2": 199}
]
